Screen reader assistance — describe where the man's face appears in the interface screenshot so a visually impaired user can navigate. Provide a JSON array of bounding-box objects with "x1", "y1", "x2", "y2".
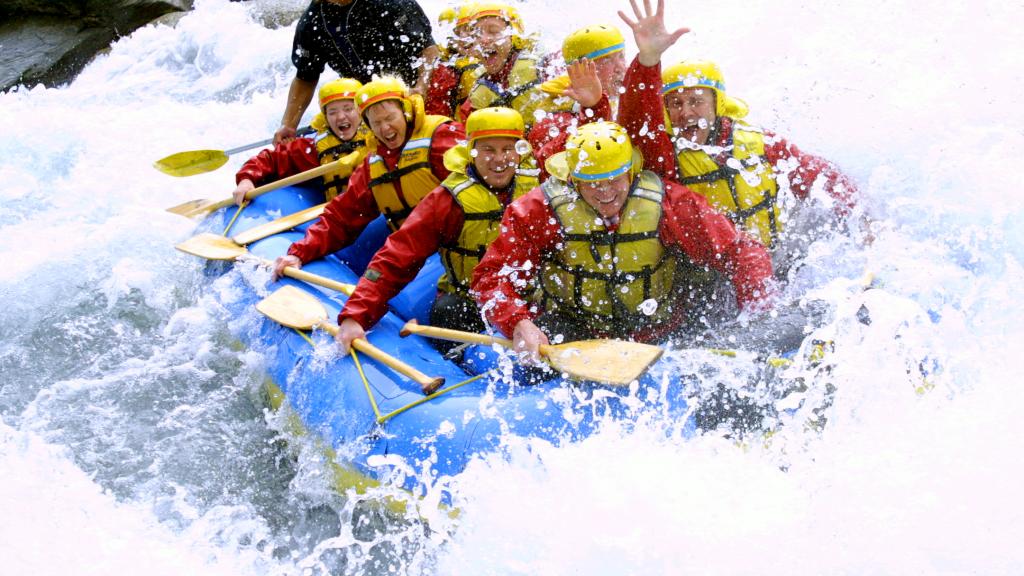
[
  {"x1": 663, "y1": 87, "x2": 716, "y2": 145},
  {"x1": 450, "y1": 24, "x2": 474, "y2": 58},
  {"x1": 472, "y1": 16, "x2": 513, "y2": 73},
  {"x1": 472, "y1": 136, "x2": 521, "y2": 189},
  {"x1": 575, "y1": 173, "x2": 631, "y2": 220},
  {"x1": 364, "y1": 100, "x2": 407, "y2": 150},
  {"x1": 325, "y1": 100, "x2": 360, "y2": 141},
  {"x1": 594, "y1": 53, "x2": 627, "y2": 95}
]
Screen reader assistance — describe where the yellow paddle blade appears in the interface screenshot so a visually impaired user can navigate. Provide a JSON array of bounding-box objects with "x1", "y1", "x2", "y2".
[
  {"x1": 543, "y1": 340, "x2": 664, "y2": 386},
  {"x1": 230, "y1": 203, "x2": 326, "y2": 245},
  {"x1": 165, "y1": 195, "x2": 235, "y2": 218},
  {"x1": 153, "y1": 150, "x2": 230, "y2": 177},
  {"x1": 174, "y1": 233, "x2": 247, "y2": 261},
  {"x1": 255, "y1": 285, "x2": 329, "y2": 331}
]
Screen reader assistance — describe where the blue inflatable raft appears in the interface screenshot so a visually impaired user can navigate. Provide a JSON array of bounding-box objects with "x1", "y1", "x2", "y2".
[{"x1": 189, "y1": 183, "x2": 705, "y2": 505}]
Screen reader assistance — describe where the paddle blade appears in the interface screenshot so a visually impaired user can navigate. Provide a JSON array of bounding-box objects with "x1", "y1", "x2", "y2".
[
  {"x1": 165, "y1": 197, "x2": 223, "y2": 218},
  {"x1": 154, "y1": 150, "x2": 230, "y2": 177},
  {"x1": 174, "y1": 233, "x2": 247, "y2": 261},
  {"x1": 256, "y1": 285, "x2": 329, "y2": 331},
  {"x1": 544, "y1": 340, "x2": 664, "y2": 386}
]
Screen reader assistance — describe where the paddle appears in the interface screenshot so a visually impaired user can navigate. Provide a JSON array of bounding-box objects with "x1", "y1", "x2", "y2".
[
  {"x1": 165, "y1": 149, "x2": 360, "y2": 219},
  {"x1": 154, "y1": 126, "x2": 313, "y2": 177},
  {"x1": 173, "y1": 203, "x2": 326, "y2": 259},
  {"x1": 399, "y1": 320, "x2": 663, "y2": 386},
  {"x1": 258, "y1": 285, "x2": 445, "y2": 395},
  {"x1": 175, "y1": 235, "x2": 357, "y2": 296}
]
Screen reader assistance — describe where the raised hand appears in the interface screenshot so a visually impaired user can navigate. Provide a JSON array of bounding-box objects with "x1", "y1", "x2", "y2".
[
  {"x1": 563, "y1": 59, "x2": 604, "y2": 109},
  {"x1": 618, "y1": 0, "x2": 690, "y2": 67}
]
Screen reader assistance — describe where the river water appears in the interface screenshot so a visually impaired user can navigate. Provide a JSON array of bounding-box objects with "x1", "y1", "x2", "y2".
[{"x1": 1, "y1": 0, "x2": 1022, "y2": 573}]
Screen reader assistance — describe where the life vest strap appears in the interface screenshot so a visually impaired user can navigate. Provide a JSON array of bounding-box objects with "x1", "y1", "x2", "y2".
[
  {"x1": 476, "y1": 78, "x2": 541, "y2": 108},
  {"x1": 368, "y1": 161, "x2": 432, "y2": 189},
  {"x1": 679, "y1": 165, "x2": 735, "y2": 186},
  {"x1": 461, "y1": 209, "x2": 504, "y2": 221},
  {"x1": 562, "y1": 230, "x2": 660, "y2": 245}
]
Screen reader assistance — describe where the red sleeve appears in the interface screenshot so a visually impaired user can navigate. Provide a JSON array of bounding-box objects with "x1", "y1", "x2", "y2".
[
  {"x1": 425, "y1": 65, "x2": 459, "y2": 117},
  {"x1": 338, "y1": 188, "x2": 465, "y2": 329},
  {"x1": 235, "y1": 137, "x2": 320, "y2": 186},
  {"x1": 471, "y1": 189, "x2": 561, "y2": 337},
  {"x1": 529, "y1": 94, "x2": 613, "y2": 181},
  {"x1": 428, "y1": 121, "x2": 465, "y2": 180},
  {"x1": 659, "y1": 181, "x2": 774, "y2": 310},
  {"x1": 763, "y1": 130, "x2": 858, "y2": 217},
  {"x1": 618, "y1": 56, "x2": 680, "y2": 182},
  {"x1": 457, "y1": 96, "x2": 474, "y2": 124},
  {"x1": 286, "y1": 159, "x2": 381, "y2": 263}
]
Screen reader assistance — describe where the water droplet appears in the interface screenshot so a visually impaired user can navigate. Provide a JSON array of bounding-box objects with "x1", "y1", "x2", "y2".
[
  {"x1": 638, "y1": 298, "x2": 659, "y2": 316},
  {"x1": 515, "y1": 140, "x2": 531, "y2": 155},
  {"x1": 470, "y1": 148, "x2": 479, "y2": 157}
]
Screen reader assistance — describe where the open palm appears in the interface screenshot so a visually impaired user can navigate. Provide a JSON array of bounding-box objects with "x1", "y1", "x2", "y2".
[{"x1": 618, "y1": 0, "x2": 690, "y2": 66}]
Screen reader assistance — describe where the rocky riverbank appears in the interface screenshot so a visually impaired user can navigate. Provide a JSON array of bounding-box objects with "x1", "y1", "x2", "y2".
[{"x1": 1, "y1": 0, "x2": 194, "y2": 92}]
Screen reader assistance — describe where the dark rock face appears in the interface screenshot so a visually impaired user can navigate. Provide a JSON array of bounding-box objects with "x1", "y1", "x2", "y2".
[{"x1": 0, "y1": 0, "x2": 194, "y2": 92}]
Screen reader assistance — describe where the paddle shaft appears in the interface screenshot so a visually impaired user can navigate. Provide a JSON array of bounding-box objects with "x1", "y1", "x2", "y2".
[
  {"x1": 200, "y1": 158, "x2": 347, "y2": 215},
  {"x1": 257, "y1": 286, "x2": 443, "y2": 395},
  {"x1": 260, "y1": 264, "x2": 447, "y2": 392},
  {"x1": 400, "y1": 322, "x2": 555, "y2": 355},
  {"x1": 314, "y1": 321, "x2": 443, "y2": 394},
  {"x1": 222, "y1": 126, "x2": 312, "y2": 156},
  {"x1": 277, "y1": 262, "x2": 354, "y2": 296}
]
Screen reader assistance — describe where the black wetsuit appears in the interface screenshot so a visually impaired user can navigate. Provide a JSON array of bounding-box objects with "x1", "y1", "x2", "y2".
[{"x1": 291, "y1": 0, "x2": 435, "y2": 85}]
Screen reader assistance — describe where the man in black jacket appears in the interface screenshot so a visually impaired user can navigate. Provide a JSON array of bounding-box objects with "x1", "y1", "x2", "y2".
[{"x1": 274, "y1": 0, "x2": 440, "y2": 144}]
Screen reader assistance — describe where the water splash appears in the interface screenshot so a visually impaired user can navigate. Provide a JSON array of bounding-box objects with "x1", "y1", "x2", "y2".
[{"x1": 1, "y1": 0, "x2": 1023, "y2": 573}]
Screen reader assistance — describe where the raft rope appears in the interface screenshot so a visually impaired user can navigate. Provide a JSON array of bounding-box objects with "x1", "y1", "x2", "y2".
[
  {"x1": 291, "y1": 327, "x2": 489, "y2": 425},
  {"x1": 221, "y1": 201, "x2": 248, "y2": 236}
]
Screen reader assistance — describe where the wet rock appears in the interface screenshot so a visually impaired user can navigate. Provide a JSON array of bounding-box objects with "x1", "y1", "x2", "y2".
[{"x1": 0, "y1": 0, "x2": 194, "y2": 92}]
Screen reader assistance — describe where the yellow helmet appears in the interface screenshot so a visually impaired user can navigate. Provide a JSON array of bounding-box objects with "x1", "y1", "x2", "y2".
[
  {"x1": 466, "y1": 3, "x2": 524, "y2": 33},
  {"x1": 465, "y1": 3, "x2": 533, "y2": 50},
  {"x1": 546, "y1": 121, "x2": 640, "y2": 182},
  {"x1": 318, "y1": 78, "x2": 362, "y2": 111},
  {"x1": 439, "y1": 2, "x2": 480, "y2": 29},
  {"x1": 661, "y1": 60, "x2": 749, "y2": 118},
  {"x1": 562, "y1": 24, "x2": 625, "y2": 64},
  {"x1": 355, "y1": 76, "x2": 412, "y2": 119},
  {"x1": 466, "y1": 106, "x2": 525, "y2": 145}
]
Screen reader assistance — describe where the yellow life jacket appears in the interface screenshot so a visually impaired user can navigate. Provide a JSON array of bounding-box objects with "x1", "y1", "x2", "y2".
[
  {"x1": 674, "y1": 121, "x2": 782, "y2": 247},
  {"x1": 366, "y1": 111, "x2": 451, "y2": 232},
  {"x1": 313, "y1": 121, "x2": 369, "y2": 201},
  {"x1": 437, "y1": 161, "x2": 538, "y2": 294},
  {"x1": 467, "y1": 52, "x2": 571, "y2": 126},
  {"x1": 450, "y1": 57, "x2": 483, "y2": 118},
  {"x1": 538, "y1": 171, "x2": 686, "y2": 333}
]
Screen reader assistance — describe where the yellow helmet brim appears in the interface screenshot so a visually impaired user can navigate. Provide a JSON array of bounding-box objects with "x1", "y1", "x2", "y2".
[{"x1": 545, "y1": 147, "x2": 643, "y2": 182}]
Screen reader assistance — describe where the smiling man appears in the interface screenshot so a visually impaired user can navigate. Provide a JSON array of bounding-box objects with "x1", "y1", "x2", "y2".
[
  {"x1": 233, "y1": 77, "x2": 368, "y2": 205},
  {"x1": 456, "y1": 3, "x2": 572, "y2": 129},
  {"x1": 272, "y1": 76, "x2": 464, "y2": 279},
  {"x1": 471, "y1": 121, "x2": 774, "y2": 358},
  {"x1": 615, "y1": 0, "x2": 859, "y2": 257},
  {"x1": 333, "y1": 107, "x2": 538, "y2": 354}
]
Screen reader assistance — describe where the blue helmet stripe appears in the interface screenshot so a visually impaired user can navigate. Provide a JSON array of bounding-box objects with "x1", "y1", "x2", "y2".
[
  {"x1": 662, "y1": 77, "x2": 726, "y2": 94},
  {"x1": 573, "y1": 159, "x2": 632, "y2": 181},
  {"x1": 571, "y1": 42, "x2": 625, "y2": 63}
]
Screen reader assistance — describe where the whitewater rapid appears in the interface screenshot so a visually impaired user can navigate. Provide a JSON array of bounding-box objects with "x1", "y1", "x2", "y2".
[{"x1": 1, "y1": 0, "x2": 1022, "y2": 574}]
